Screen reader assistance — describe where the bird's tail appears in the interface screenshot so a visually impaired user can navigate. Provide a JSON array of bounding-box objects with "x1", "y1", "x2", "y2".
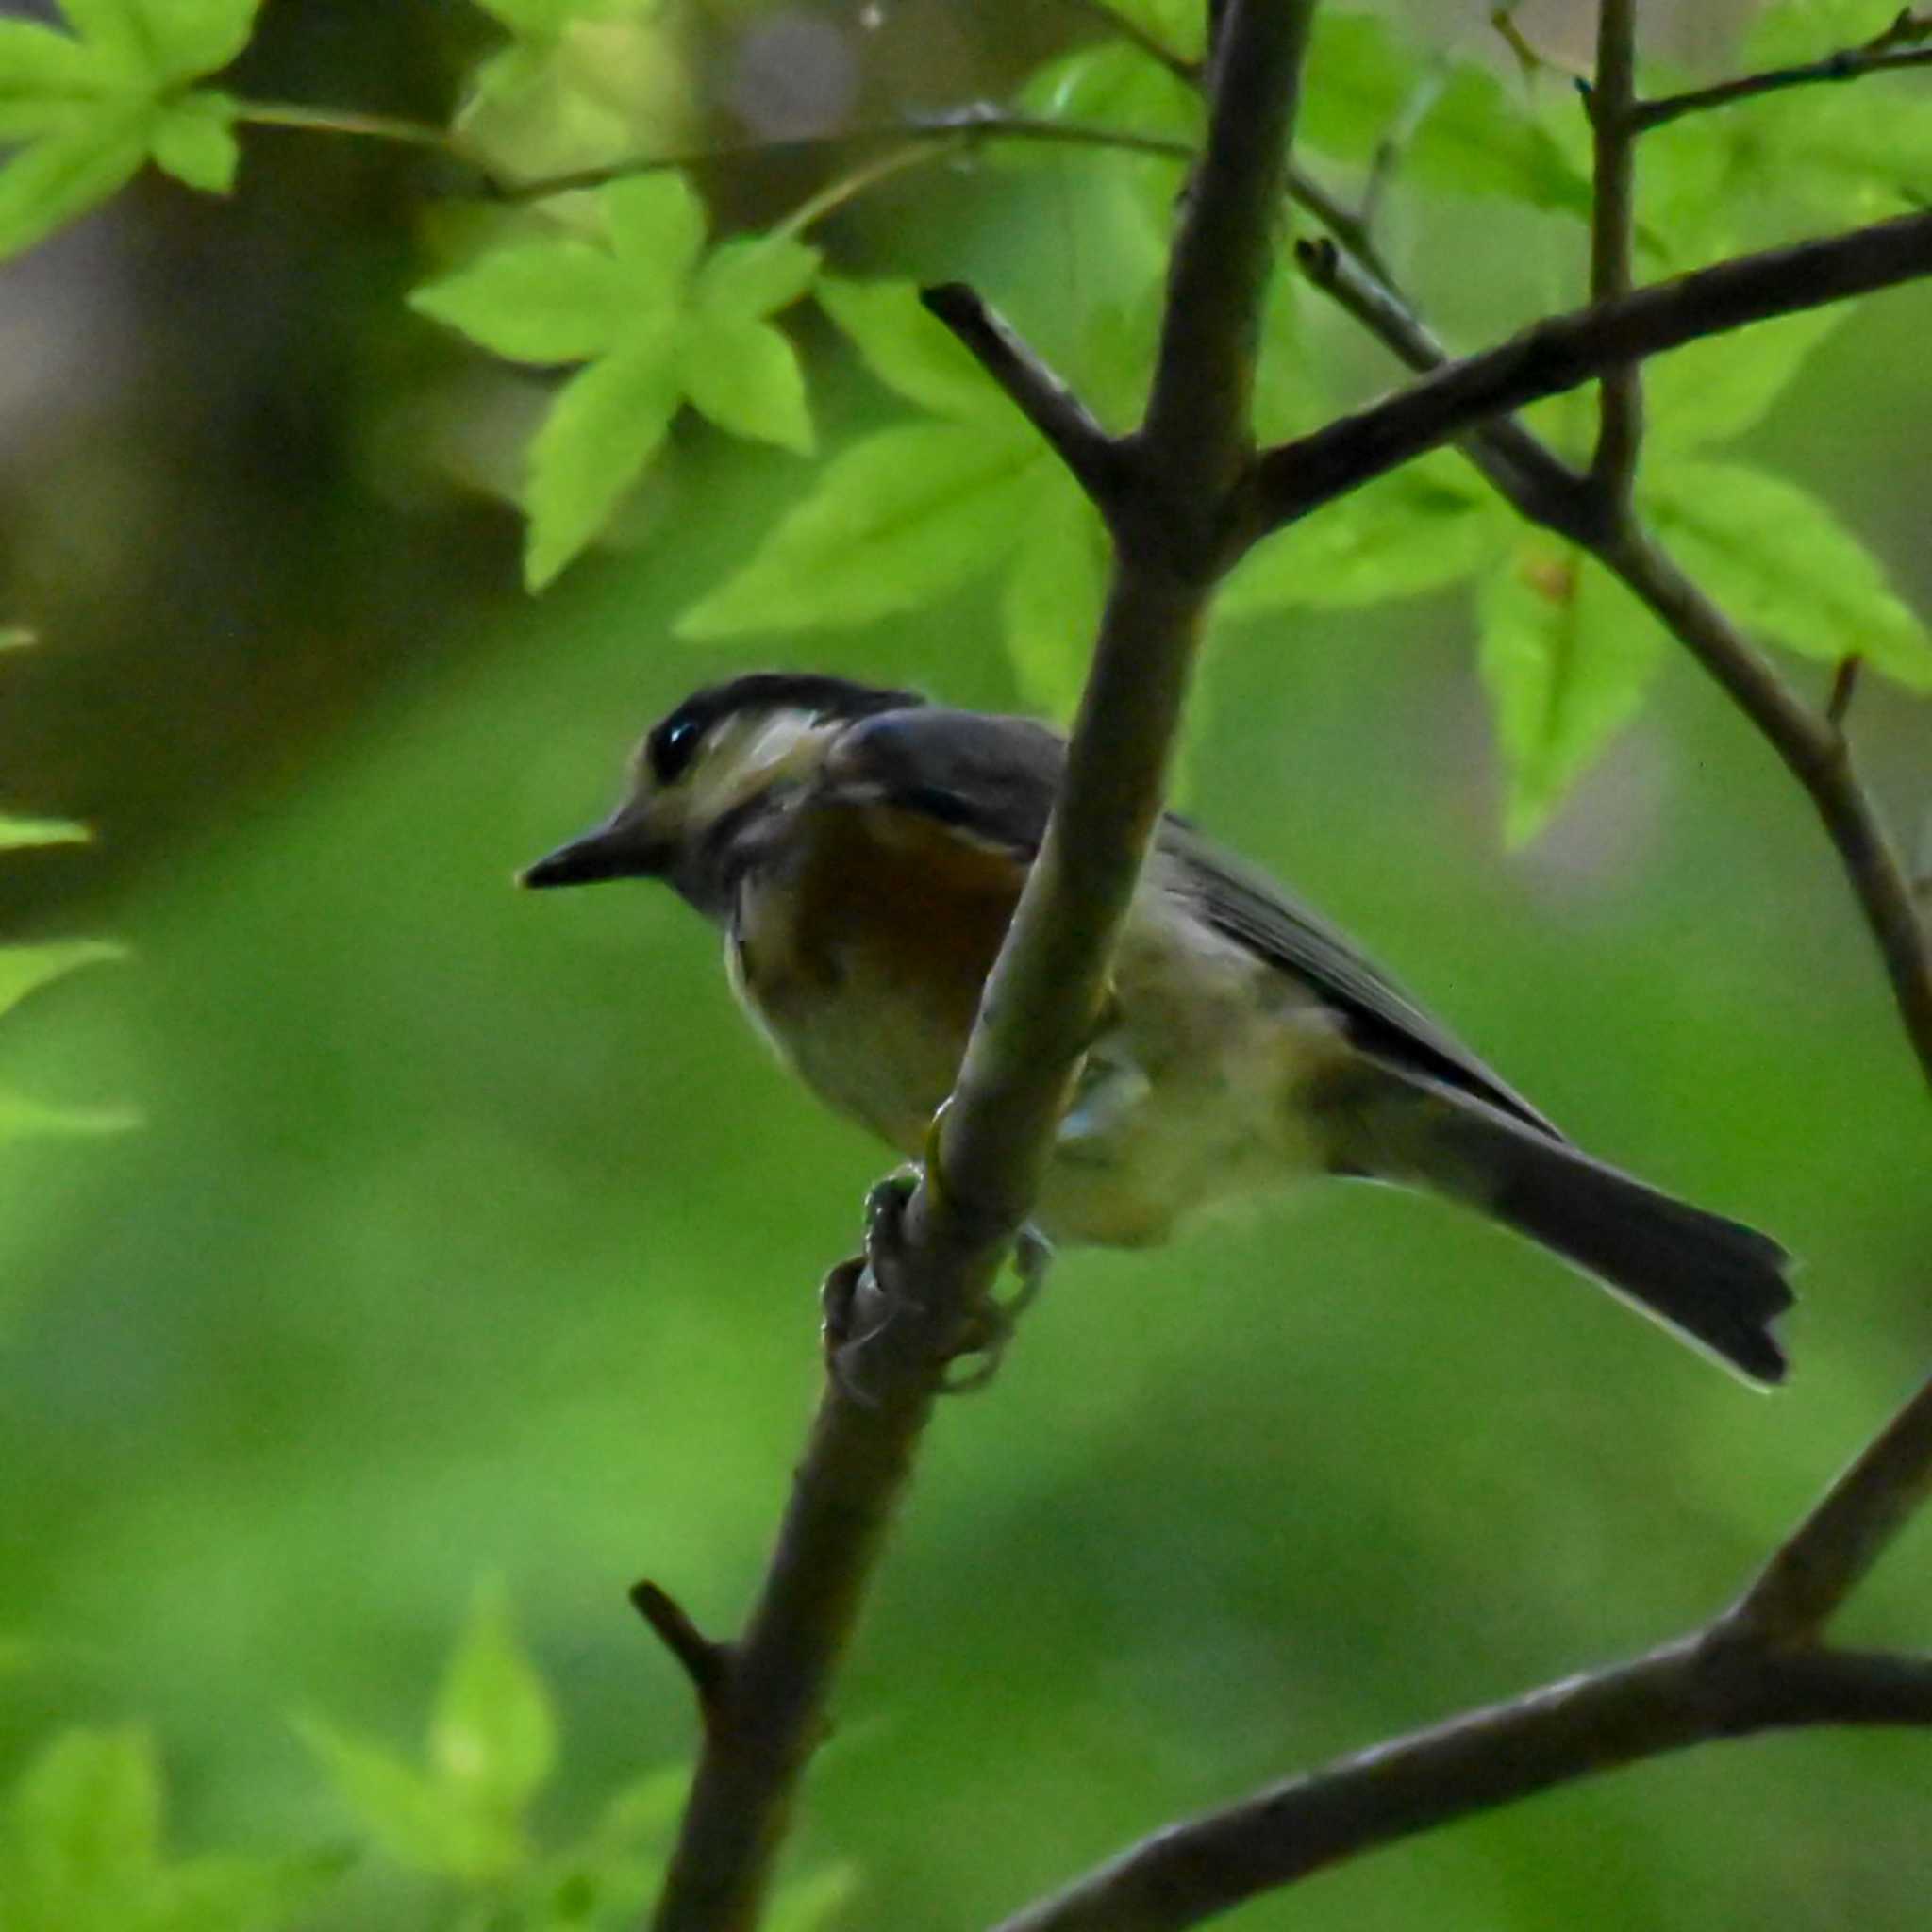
[{"x1": 1332, "y1": 1068, "x2": 1795, "y2": 1384}]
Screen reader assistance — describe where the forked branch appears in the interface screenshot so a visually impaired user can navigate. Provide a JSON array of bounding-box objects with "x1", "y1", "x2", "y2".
[{"x1": 991, "y1": 1367, "x2": 1932, "y2": 1932}]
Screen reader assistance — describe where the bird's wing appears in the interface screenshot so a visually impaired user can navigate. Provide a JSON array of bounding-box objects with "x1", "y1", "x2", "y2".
[
  {"x1": 1157, "y1": 822, "x2": 1564, "y2": 1140},
  {"x1": 825, "y1": 706, "x2": 1066, "y2": 857},
  {"x1": 829, "y1": 707, "x2": 1562, "y2": 1141}
]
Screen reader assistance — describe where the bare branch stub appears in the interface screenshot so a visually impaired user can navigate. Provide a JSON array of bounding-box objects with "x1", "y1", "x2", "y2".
[
  {"x1": 631, "y1": 1580, "x2": 734, "y2": 1726},
  {"x1": 1826, "y1": 655, "x2": 1865, "y2": 728},
  {"x1": 1244, "y1": 206, "x2": 1932, "y2": 550},
  {"x1": 919, "y1": 284, "x2": 1126, "y2": 515}
]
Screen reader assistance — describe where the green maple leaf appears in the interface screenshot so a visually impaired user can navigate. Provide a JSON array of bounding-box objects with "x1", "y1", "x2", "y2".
[{"x1": 411, "y1": 175, "x2": 822, "y2": 587}]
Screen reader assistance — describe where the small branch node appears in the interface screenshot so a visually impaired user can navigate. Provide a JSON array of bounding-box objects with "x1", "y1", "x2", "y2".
[
  {"x1": 918, "y1": 283, "x2": 1126, "y2": 512},
  {"x1": 1825, "y1": 655, "x2": 1864, "y2": 729},
  {"x1": 631, "y1": 1580, "x2": 734, "y2": 1724}
]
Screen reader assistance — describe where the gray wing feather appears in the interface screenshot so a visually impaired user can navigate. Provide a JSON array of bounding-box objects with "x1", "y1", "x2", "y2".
[{"x1": 834, "y1": 707, "x2": 1562, "y2": 1141}]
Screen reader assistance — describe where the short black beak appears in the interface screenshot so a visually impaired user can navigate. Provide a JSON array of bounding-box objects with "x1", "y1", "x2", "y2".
[{"x1": 519, "y1": 814, "x2": 666, "y2": 890}]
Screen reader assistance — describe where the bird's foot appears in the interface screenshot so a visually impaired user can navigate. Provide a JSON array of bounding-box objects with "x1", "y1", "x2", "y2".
[
  {"x1": 940, "y1": 1224, "x2": 1053, "y2": 1396},
  {"x1": 821, "y1": 1167, "x2": 923, "y2": 1407}
]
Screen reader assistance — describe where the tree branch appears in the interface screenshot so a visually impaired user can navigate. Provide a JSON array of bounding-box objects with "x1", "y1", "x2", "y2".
[
  {"x1": 1242, "y1": 207, "x2": 1932, "y2": 554},
  {"x1": 991, "y1": 1642, "x2": 1932, "y2": 1932},
  {"x1": 1726, "y1": 1372, "x2": 1932, "y2": 1644},
  {"x1": 1585, "y1": 0, "x2": 1643, "y2": 509},
  {"x1": 991, "y1": 1366, "x2": 1932, "y2": 1932},
  {"x1": 643, "y1": 6, "x2": 1324, "y2": 1926},
  {"x1": 918, "y1": 285, "x2": 1127, "y2": 509},
  {"x1": 1634, "y1": 9, "x2": 1932, "y2": 133},
  {"x1": 1292, "y1": 238, "x2": 1932, "y2": 1095}
]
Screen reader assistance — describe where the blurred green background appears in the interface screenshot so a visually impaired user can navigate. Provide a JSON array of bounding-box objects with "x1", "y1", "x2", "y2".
[{"x1": 2, "y1": 0, "x2": 1930, "y2": 1926}]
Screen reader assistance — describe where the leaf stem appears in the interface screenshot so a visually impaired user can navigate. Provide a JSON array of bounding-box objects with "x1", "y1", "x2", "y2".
[{"x1": 229, "y1": 99, "x2": 464, "y2": 154}]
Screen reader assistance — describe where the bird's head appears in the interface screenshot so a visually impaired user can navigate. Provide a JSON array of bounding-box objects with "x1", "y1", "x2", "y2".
[{"x1": 520, "y1": 672, "x2": 924, "y2": 916}]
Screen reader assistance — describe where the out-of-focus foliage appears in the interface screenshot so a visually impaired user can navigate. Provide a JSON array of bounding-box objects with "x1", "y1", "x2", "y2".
[
  {"x1": 0, "y1": 637, "x2": 130, "y2": 1140},
  {"x1": 0, "y1": 1598, "x2": 850, "y2": 1931},
  {"x1": 2, "y1": 0, "x2": 1931, "y2": 1928}
]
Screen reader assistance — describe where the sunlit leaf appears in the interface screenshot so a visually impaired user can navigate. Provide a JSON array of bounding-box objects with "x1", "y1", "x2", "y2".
[
  {"x1": 1647, "y1": 307, "x2": 1846, "y2": 450},
  {"x1": 299, "y1": 1718, "x2": 511, "y2": 1880},
  {"x1": 1075, "y1": 0, "x2": 1205, "y2": 62},
  {"x1": 816, "y1": 278, "x2": 1008, "y2": 424},
  {"x1": 1013, "y1": 40, "x2": 1201, "y2": 145},
  {"x1": 0, "y1": 941, "x2": 124, "y2": 1023},
  {"x1": 693, "y1": 235, "x2": 820, "y2": 320},
  {"x1": 1743, "y1": 0, "x2": 1904, "y2": 65},
  {"x1": 0, "y1": 113, "x2": 150, "y2": 263},
  {"x1": 1407, "y1": 65, "x2": 1591, "y2": 216},
  {"x1": 430, "y1": 1587, "x2": 558, "y2": 1818},
  {"x1": 472, "y1": 0, "x2": 626, "y2": 38},
  {"x1": 143, "y1": 1847, "x2": 351, "y2": 1932},
  {"x1": 0, "y1": 21, "x2": 115, "y2": 140},
  {"x1": 604, "y1": 171, "x2": 707, "y2": 291},
  {"x1": 50, "y1": 1, "x2": 148, "y2": 81},
  {"x1": 1221, "y1": 461, "x2": 1486, "y2": 616},
  {"x1": 1646, "y1": 461, "x2": 1932, "y2": 687},
  {"x1": 679, "y1": 315, "x2": 811, "y2": 454},
  {"x1": 1298, "y1": 8, "x2": 1420, "y2": 163},
  {"x1": 0, "y1": 813, "x2": 90, "y2": 850},
  {"x1": 1734, "y1": 89, "x2": 1932, "y2": 217},
  {"x1": 0, "y1": 1091, "x2": 140, "y2": 1140},
  {"x1": 8, "y1": 1725, "x2": 160, "y2": 1926},
  {"x1": 677, "y1": 422, "x2": 1039, "y2": 637},
  {"x1": 410, "y1": 241, "x2": 630, "y2": 363},
  {"x1": 524, "y1": 336, "x2": 681, "y2": 590},
  {"x1": 148, "y1": 92, "x2": 240, "y2": 194},
  {"x1": 766, "y1": 1861, "x2": 860, "y2": 1932},
  {"x1": 589, "y1": 1765, "x2": 689, "y2": 1850},
  {"x1": 1002, "y1": 468, "x2": 1108, "y2": 721},
  {"x1": 127, "y1": 0, "x2": 261, "y2": 84},
  {"x1": 1477, "y1": 537, "x2": 1665, "y2": 845}
]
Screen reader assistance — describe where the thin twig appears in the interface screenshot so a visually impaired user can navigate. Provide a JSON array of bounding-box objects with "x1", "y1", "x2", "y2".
[
  {"x1": 1586, "y1": 0, "x2": 1643, "y2": 510},
  {"x1": 644, "y1": 6, "x2": 1325, "y2": 1927},
  {"x1": 1634, "y1": 12, "x2": 1932, "y2": 133},
  {"x1": 1059, "y1": 0, "x2": 1201, "y2": 83},
  {"x1": 1724, "y1": 1371, "x2": 1932, "y2": 1645},
  {"x1": 1242, "y1": 207, "x2": 1932, "y2": 553},
  {"x1": 1292, "y1": 239, "x2": 1591, "y2": 523},
  {"x1": 494, "y1": 110, "x2": 1195, "y2": 205},
  {"x1": 920, "y1": 285, "x2": 1126, "y2": 506},
  {"x1": 990, "y1": 1638, "x2": 1932, "y2": 1932}
]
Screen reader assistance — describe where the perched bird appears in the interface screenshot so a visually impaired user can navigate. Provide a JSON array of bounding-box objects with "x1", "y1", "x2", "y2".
[{"x1": 523, "y1": 672, "x2": 1793, "y2": 1383}]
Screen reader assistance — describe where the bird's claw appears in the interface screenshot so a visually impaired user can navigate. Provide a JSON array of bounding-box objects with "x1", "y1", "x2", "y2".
[{"x1": 938, "y1": 1224, "x2": 1053, "y2": 1397}]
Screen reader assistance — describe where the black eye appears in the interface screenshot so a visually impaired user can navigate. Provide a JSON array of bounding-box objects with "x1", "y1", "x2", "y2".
[{"x1": 649, "y1": 716, "x2": 703, "y2": 784}]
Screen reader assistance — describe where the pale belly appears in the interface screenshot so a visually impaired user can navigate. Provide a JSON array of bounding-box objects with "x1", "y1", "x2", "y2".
[{"x1": 729, "y1": 871, "x2": 1350, "y2": 1249}]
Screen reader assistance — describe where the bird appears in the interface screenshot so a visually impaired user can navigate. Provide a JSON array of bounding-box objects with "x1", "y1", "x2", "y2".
[{"x1": 522, "y1": 671, "x2": 1794, "y2": 1384}]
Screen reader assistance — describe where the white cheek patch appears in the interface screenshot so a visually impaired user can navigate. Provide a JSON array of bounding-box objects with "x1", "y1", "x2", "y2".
[{"x1": 688, "y1": 709, "x2": 835, "y2": 819}]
